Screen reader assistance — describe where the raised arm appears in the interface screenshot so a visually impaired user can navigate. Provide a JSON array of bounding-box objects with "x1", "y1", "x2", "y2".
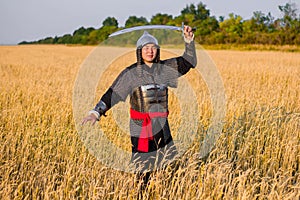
[{"x1": 176, "y1": 25, "x2": 197, "y2": 76}]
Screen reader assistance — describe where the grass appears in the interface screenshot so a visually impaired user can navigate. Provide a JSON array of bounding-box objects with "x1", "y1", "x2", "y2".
[
  {"x1": 201, "y1": 44, "x2": 300, "y2": 52},
  {"x1": 0, "y1": 45, "x2": 299, "y2": 199}
]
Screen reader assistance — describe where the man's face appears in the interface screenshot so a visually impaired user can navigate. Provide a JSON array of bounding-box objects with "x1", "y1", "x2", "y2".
[{"x1": 141, "y1": 43, "x2": 158, "y2": 64}]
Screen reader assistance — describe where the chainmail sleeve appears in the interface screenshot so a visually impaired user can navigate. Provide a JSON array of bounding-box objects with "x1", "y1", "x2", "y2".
[
  {"x1": 160, "y1": 39, "x2": 197, "y2": 88},
  {"x1": 177, "y1": 40, "x2": 197, "y2": 76},
  {"x1": 92, "y1": 65, "x2": 134, "y2": 117}
]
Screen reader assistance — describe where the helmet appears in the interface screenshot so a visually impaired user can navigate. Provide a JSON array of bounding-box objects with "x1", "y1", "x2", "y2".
[{"x1": 136, "y1": 31, "x2": 159, "y2": 49}]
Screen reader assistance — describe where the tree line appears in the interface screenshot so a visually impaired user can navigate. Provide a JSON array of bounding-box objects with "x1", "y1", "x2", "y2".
[{"x1": 19, "y1": 1, "x2": 300, "y2": 46}]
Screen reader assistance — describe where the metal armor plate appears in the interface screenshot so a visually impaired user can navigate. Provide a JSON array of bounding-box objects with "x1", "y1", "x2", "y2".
[{"x1": 130, "y1": 84, "x2": 168, "y2": 112}]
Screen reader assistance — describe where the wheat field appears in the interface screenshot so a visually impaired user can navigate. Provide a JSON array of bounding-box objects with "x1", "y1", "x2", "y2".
[{"x1": 0, "y1": 45, "x2": 299, "y2": 199}]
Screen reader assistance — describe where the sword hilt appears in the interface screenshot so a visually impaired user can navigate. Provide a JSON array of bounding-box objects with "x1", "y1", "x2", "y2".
[
  {"x1": 181, "y1": 22, "x2": 197, "y2": 37},
  {"x1": 181, "y1": 22, "x2": 197, "y2": 32}
]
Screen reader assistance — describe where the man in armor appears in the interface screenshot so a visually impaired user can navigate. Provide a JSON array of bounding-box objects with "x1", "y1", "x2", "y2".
[{"x1": 82, "y1": 25, "x2": 197, "y2": 187}]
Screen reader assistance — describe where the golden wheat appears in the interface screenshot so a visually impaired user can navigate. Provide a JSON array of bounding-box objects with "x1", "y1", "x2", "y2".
[{"x1": 0, "y1": 45, "x2": 299, "y2": 199}]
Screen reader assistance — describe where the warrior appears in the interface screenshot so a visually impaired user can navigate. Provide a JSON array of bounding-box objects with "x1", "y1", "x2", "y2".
[{"x1": 82, "y1": 25, "x2": 197, "y2": 187}]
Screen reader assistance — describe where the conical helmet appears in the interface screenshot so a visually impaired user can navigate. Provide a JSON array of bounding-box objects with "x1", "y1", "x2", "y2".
[{"x1": 136, "y1": 31, "x2": 159, "y2": 49}]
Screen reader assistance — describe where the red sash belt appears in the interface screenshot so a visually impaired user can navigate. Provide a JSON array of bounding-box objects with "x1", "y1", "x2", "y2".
[{"x1": 130, "y1": 108, "x2": 169, "y2": 152}]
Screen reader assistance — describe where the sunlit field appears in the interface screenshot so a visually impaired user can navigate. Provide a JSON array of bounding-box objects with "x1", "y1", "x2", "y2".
[{"x1": 0, "y1": 45, "x2": 299, "y2": 199}]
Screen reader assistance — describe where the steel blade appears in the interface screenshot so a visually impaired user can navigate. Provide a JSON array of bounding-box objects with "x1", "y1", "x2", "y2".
[{"x1": 108, "y1": 25, "x2": 182, "y2": 38}]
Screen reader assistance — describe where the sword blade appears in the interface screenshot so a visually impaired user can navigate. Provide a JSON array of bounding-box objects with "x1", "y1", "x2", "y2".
[{"x1": 108, "y1": 25, "x2": 182, "y2": 38}]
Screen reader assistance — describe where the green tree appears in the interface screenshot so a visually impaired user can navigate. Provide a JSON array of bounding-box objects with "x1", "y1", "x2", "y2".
[
  {"x1": 181, "y1": 2, "x2": 219, "y2": 44},
  {"x1": 102, "y1": 17, "x2": 118, "y2": 27},
  {"x1": 57, "y1": 34, "x2": 73, "y2": 44},
  {"x1": 179, "y1": 2, "x2": 210, "y2": 24},
  {"x1": 173, "y1": 14, "x2": 194, "y2": 25},
  {"x1": 38, "y1": 37, "x2": 54, "y2": 44},
  {"x1": 278, "y1": 2, "x2": 300, "y2": 44},
  {"x1": 72, "y1": 27, "x2": 95, "y2": 44},
  {"x1": 87, "y1": 26, "x2": 117, "y2": 44},
  {"x1": 125, "y1": 16, "x2": 148, "y2": 28},
  {"x1": 279, "y1": 2, "x2": 298, "y2": 28},
  {"x1": 73, "y1": 27, "x2": 95, "y2": 35},
  {"x1": 252, "y1": 11, "x2": 269, "y2": 32},
  {"x1": 194, "y1": 16, "x2": 219, "y2": 44},
  {"x1": 195, "y1": 2, "x2": 210, "y2": 20},
  {"x1": 241, "y1": 11, "x2": 276, "y2": 44},
  {"x1": 219, "y1": 13, "x2": 243, "y2": 43},
  {"x1": 150, "y1": 13, "x2": 173, "y2": 25},
  {"x1": 181, "y1": 3, "x2": 196, "y2": 15},
  {"x1": 87, "y1": 30, "x2": 99, "y2": 44}
]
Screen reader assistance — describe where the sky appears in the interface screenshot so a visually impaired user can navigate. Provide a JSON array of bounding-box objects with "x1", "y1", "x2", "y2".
[{"x1": 0, "y1": 0, "x2": 299, "y2": 45}]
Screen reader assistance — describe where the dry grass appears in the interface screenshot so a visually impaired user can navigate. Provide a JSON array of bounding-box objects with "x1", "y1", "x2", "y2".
[{"x1": 0, "y1": 45, "x2": 299, "y2": 199}]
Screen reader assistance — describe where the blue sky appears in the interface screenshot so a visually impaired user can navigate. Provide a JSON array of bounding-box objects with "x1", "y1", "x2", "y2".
[{"x1": 0, "y1": 0, "x2": 298, "y2": 44}]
